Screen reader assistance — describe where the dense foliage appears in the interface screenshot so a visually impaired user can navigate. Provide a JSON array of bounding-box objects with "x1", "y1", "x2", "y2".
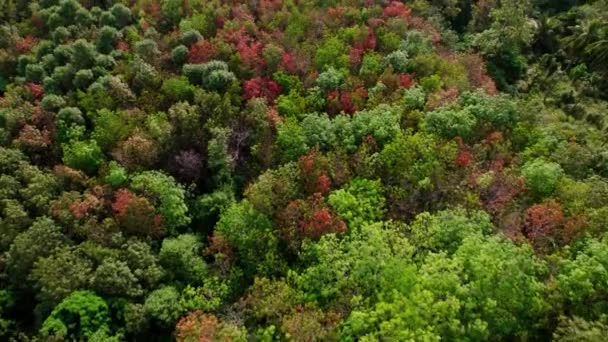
[{"x1": 1, "y1": 0, "x2": 608, "y2": 340}]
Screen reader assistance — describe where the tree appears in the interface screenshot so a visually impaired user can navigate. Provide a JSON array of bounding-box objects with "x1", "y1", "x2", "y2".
[
  {"x1": 461, "y1": 91, "x2": 519, "y2": 131},
  {"x1": 131, "y1": 171, "x2": 190, "y2": 233},
  {"x1": 183, "y1": 61, "x2": 236, "y2": 91},
  {"x1": 171, "y1": 150, "x2": 203, "y2": 182},
  {"x1": 62, "y1": 139, "x2": 104, "y2": 175},
  {"x1": 180, "y1": 29, "x2": 202, "y2": 46},
  {"x1": 553, "y1": 316, "x2": 608, "y2": 342},
  {"x1": 214, "y1": 201, "x2": 284, "y2": 277},
  {"x1": 171, "y1": 45, "x2": 189, "y2": 65},
  {"x1": 41, "y1": 291, "x2": 110, "y2": 340},
  {"x1": 207, "y1": 126, "x2": 234, "y2": 185},
  {"x1": 31, "y1": 247, "x2": 93, "y2": 311},
  {"x1": 91, "y1": 109, "x2": 135, "y2": 152},
  {"x1": 15, "y1": 164, "x2": 60, "y2": 214},
  {"x1": 110, "y1": 3, "x2": 132, "y2": 28},
  {"x1": 73, "y1": 69, "x2": 94, "y2": 90},
  {"x1": 121, "y1": 239, "x2": 164, "y2": 290},
  {"x1": 523, "y1": 200, "x2": 564, "y2": 250},
  {"x1": 71, "y1": 39, "x2": 97, "y2": 70},
  {"x1": 277, "y1": 196, "x2": 346, "y2": 252},
  {"x1": 160, "y1": 0, "x2": 186, "y2": 29},
  {"x1": 408, "y1": 208, "x2": 493, "y2": 255},
  {"x1": 144, "y1": 286, "x2": 183, "y2": 328},
  {"x1": 244, "y1": 163, "x2": 301, "y2": 217},
  {"x1": 91, "y1": 258, "x2": 142, "y2": 297},
  {"x1": 129, "y1": 57, "x2": 160, "y2": 91},
  {"x1": 343, "y1": 253, "x2": 472, "y2": 340},
  {"x1": 5, "y1": 217, "x2": 66, "y2": 287},
  {"x1": 296, "y1": 222, "x2": 414, "y2": 307},
  {"x1": 187, "y1": 40, "x2": 217, "y2": 64},
  {"x1": 162, "y1": 76, "x2": 196, "y2": 103},
  {"x1": 96, "y1": 26, "x2": 119, "y2": 54},
  {"x1": 383, "y1": 50, "x2": 410, "y2": 73},
  {"x1": 403, "y1": 86, "x2": 427, "y2": 110},
  {"x1": 316, "y1": 67, "x2": 345, "y2": 92},
  {"x1": 328, "y1": 178, "x2": 386, "y2": 231},
  {"x1": 315, "y1": 36, "x2": 348, "y2": 70},
  {"x1": 400, "y1": 30, "x2": 434, "y2": 57},
  {"x1": 175, "y1": 311, "x2": 246, "y2": 342},
  {"x1": 301, "y1": 113, "x2": 337, "y2": 151},
  {"x1": 472, "y1": 0, "x2": 534, "y2": 89},
  {"x1": 112, "y1": 132, "x2": 159, "y2": 171},
  {"x1": 521, "y1": 158, "x2": 563, "y2": 198},
  {"x1": 557, "y1": 236, "x2": 608, "y2": 319},
  {"x1": 453, "y1": 234, "x2": 548, "y2": 338},
  {"x1": 351, "y1": 104, "x2": 402, "y2": 147},
  {"x1": 277, "y1": 118, "x2": 308, "y2": 163},
  {"x1": 112, "y1": 189, "x2": 164, "y2": 238},
  {"x1": 243, "y1": 77, "x2": 281, "y2": 102},
  {"x1": 159, "y1": 234, "x2": 207, "y2": 285},
  {"x1": 134, "y1": 39, "x2": 160, "y2": 64},
  {"x1": 424, "y1": 107, "x2": 477, "y2": 140},
  {"x1": 0, "y1": 199, "x2": 31, "y2": 251}
]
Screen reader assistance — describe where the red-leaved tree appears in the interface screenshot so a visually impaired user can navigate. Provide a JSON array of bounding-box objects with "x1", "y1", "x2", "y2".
[
  {"x1": 383, "y1": 1, "x2": 412, "y2": 19},
  {"x1": 243, "y1": 77, "x2": 282, "y2": 102},
  {"x1": 278, "y1": 195, "x2": 346, "y2": 252},
  {"x1": 188, "y1": 40, "x2": 218, "y2": 64},
  {"x1": 523, "y1": 201, "x2": 564, "y2": 250},
  {"x1": 112, "y1": 189, "x2": 164, "y2": 238}
]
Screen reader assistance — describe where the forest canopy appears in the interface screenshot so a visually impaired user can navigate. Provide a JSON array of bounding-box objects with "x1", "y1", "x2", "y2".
[{"x1": 1, "y1": 0, "x2": 608, "y2": 341}]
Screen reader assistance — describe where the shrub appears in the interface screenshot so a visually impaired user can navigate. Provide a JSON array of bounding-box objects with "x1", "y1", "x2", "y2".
[
  {"x1": 425, "y1": 107, "x2": 477, "y2": 140},
  {"x1": 171, "y1": 45, "x2": 189, "y2": 65},
  {"x1": 521, "y1": 159, "x2": 564, "y2": 198},
  {"x1": 180, "y1": 29, "x2": 203, "y2": 46},
  {"x1": 62, "y1": 139, "x2": 104, "y2": 174}
]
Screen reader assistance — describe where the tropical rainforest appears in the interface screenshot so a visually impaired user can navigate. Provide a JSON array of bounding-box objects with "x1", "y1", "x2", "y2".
[{"x1": 1, "y1": 0, "x2": 608, "y2": 340}]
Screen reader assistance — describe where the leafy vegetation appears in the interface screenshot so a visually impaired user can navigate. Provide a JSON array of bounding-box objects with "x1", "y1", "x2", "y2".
[{"x1": 1, "y1": 0, "x2": 608, "y2": 340}]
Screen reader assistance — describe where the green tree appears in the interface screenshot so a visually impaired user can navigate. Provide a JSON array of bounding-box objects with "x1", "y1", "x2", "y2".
[
  {"x1": 343, "y1": 253, "x2": 473, "y2": 341},
  {"x1": 91, "y1": 258, "x2": 142, "y2": 297},
  {"x1": 162, "y1": 76, "x2": 196, "y2": 103},
  {"x1": 522, "y1": 158, "x2": 564, "y2": 198},
  {"x1": 96, "y1": 26, "x2": 119, "y2": 54},
  {"x1": 407, "y1": 208, "x2": 493, "y2": 254},
  {"x1": 316, "y1": 67, "x2": 345, "y2": 92},
  {"x1": 296, "y1": 222, "x2": 414, "y2": 307},
  {"x1": 31, "y1": 247, "x2": 93, "y2": 311},
  {"x1": 328, "y1": 178, "x2": 386, "y2": 231},
  {"x1": 41, "y1": 291, "x2": 110, "y2": 340},
  {"x1": 71, "y1": 39, "x2": 97, "y2": 70},
  {"x1": 104, "y1": 161, "x2": 128, "y2": 187},
  {"x1": 553, "y1": 316, "x2": 608, "y2": 342},
  {"x1": 558, "y1": 236, "x2": 608, "y2": 319},
  {"x1": 454, "y1": 234, "x2": 548, "y2": 338},
  {"x1": 6, "y1": 217, "x2": 65, "y2": 287},
  {"x1": 171, "y1": 45, "x2": 189, "y2": 65},
  {"x1": 277, "y1": 118, "x2": 308, "y2": 163},
  {"x1": 315, "y1": 36, "x2": 348, "y2": 70},
  {"x1": 62, "y1": 139, "x2": 104, "y2": 175},
  {"x1": 425, "y1": 107, "x2": 477, "y2": 140},
  {"x1": 461, "y1": 91, "x2": 519, "y2": 131},
  {"x1": 159, "y1": 234, "x2": 207, "y2": 285},
  {"x1": 144, "y1": 286, "x2": 183, "y2": 328},
  {"x1": 215, "y1": 201, "x2": 284, "y2": 277},
  {"x1": 131, "y1": 171, "x2": 190, "y2": 233},
  {"x1": 383, "y1": 50, "x2": 410, "y2": 73},
  {"x1": 121, "y1": 239, "x2": 164, "y2": 290},
  {"x1": 91, "y1": 109, "x2": 135, "y2": 152},
  {"x1": 351, "y1": 104, "x2": 402, "y2": 146}
]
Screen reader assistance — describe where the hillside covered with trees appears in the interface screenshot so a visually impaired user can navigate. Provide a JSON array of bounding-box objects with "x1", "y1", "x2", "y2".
[{"x1": 1, "y1": 0, "x2": 608, "y2": 340}]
